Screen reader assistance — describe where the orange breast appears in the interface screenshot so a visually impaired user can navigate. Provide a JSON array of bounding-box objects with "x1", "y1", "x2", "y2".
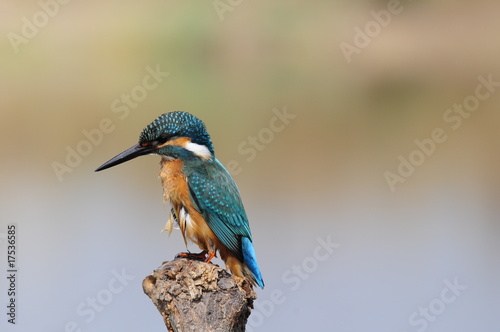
[
  {"x1": 159, "y1": 159, "x2": 228, "y2": 260},
  {"x1": 160, "y1": 159, "x2": 187, "y2": 204}
]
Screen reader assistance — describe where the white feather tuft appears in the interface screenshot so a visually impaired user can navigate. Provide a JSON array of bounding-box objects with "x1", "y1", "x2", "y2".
[{"x1": 184, "y1": 142, "x2": 212, "y2": 159}]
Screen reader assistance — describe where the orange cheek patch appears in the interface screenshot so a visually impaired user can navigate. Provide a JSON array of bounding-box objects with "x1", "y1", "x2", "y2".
[{"x1": 157, "y1": 137, "x2": 191, "y2": 149}]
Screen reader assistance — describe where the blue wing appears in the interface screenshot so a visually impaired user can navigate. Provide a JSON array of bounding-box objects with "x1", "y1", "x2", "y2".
[
  {"x1": 184, "y1": 158, "x2": 264, "y2": 288},
  {"x1": 183, "y1": 158, "x2": 251, "y2": 262}
]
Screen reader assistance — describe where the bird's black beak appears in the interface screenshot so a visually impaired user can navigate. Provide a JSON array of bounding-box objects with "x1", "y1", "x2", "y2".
[{"x1": 95, "y1": 144, "x2": 154, "y2": 172}]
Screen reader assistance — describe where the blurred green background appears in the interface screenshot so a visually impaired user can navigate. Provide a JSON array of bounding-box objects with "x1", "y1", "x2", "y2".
[{"x1": 1, "y1": 1, "x2": 500, "y2": 331}]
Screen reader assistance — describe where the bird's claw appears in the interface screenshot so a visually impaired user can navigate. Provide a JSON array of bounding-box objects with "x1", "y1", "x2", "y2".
[{"x1": 175, "y1": 250, "x2": 208, "y2": 262}]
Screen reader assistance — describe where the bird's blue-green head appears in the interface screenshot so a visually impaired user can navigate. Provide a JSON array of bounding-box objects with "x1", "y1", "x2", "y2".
[{"x1": 95, "y1": 112, "x2": 214, "y2": 171}]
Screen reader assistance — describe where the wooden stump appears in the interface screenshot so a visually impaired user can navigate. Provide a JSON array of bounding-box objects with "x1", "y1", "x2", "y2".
[{"x1": 142, "y1": 258, "x2": 257, "y2": 332}]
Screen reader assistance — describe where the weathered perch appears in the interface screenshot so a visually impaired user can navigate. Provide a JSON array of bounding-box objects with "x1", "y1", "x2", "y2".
[{"x1": 142, "y1": 258, "x2": 257, "y2": 332}]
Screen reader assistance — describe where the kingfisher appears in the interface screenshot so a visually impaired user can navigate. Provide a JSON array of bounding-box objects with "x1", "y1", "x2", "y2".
[{"x1": 95, "y1": 111, "x2": 264, "y2": 288}]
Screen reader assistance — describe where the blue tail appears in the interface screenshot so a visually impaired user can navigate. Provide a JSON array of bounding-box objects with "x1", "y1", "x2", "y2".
[{"x1": 241, "y1": 237, "x2": 265, "y2": 288}]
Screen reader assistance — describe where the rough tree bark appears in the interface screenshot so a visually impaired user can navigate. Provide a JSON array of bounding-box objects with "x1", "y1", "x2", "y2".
[{"x1": 142, "y1": 258, "x2": 257, "y2": 332}]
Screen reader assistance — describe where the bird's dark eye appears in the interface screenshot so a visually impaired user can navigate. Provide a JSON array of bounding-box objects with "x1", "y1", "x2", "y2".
[{"x1": 152, "y1": 134, "x2": 171, "y2": 146}]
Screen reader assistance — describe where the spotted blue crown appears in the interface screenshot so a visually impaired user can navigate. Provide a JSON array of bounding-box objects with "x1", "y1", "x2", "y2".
[{"x1": 139, "y1": 111, "x2": 215, "y2": 155}]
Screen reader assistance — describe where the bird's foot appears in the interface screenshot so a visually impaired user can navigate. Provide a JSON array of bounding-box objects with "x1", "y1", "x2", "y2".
[
  {"x1": 205, "y1": 251, "x2": 216, "y2": 263},
  {"x1": 174, "y1": 250, "x2": 217, "y2": 263},
  {"x1": 175, "y1": 250, "x2": 208, "y2": 262}
]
